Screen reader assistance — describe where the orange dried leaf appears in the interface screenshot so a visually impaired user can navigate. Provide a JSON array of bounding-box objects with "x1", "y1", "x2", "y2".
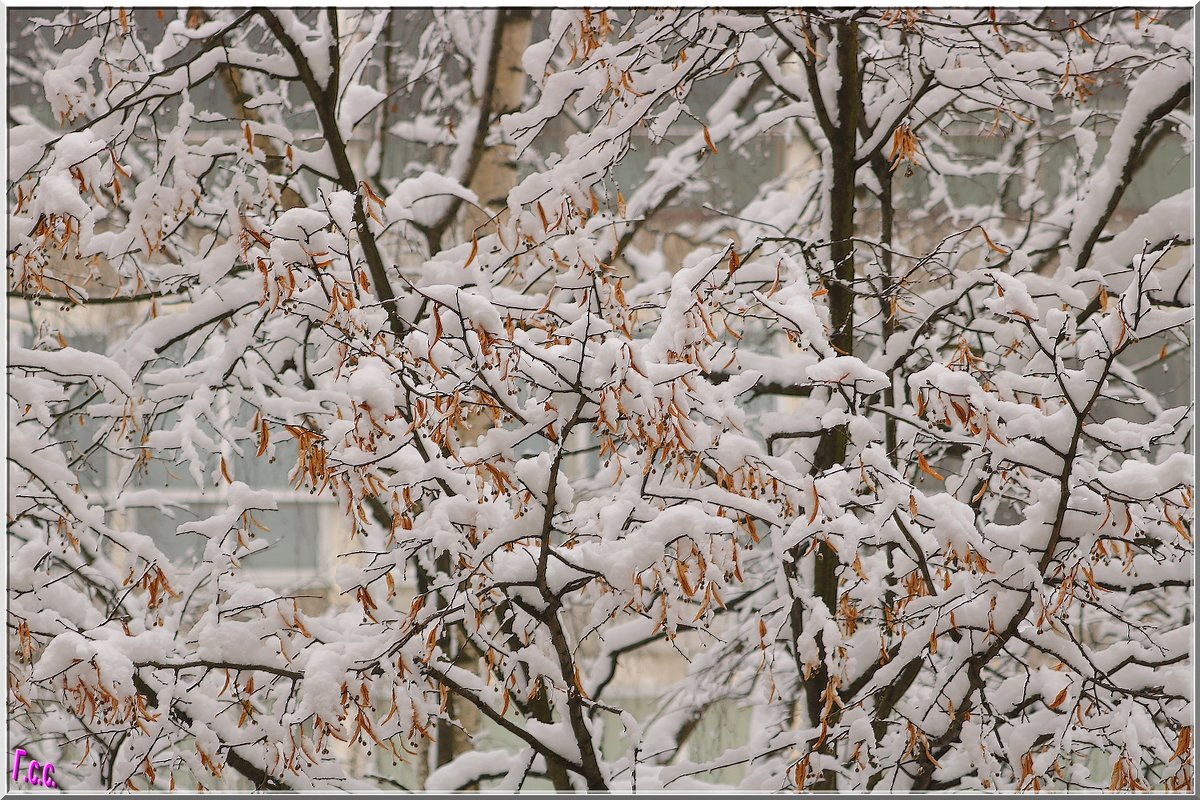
[
  {"x1": 464, "y1": 232, "x2": 479, "y2": 268},
  {"x1": 1170, "y1": 726, "x2": 1192, "y2": 762},
  {"x1": 917, "y1": 452, "x2": 944, "y2": 481},
  {"x1": 429, "y1": 306, "x2": 444, "y2": 356},
  {"x1": 256, "y1": 419, "x2": 270, "y2": 457},
  {"x1": 979, "y1": 226, "x2": 1009, "y2": 254}
]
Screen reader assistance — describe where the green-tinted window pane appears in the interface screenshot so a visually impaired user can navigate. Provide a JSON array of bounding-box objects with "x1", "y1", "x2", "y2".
[
  {"x1": 241, "y1": 503, "x2": 322, "y2": 570},
  {"x1": 136, "y1": 502, "x2": 320, "y2": 571},
  {"x1": 136, "y1": 504, "x2": 215, "y2": 564},
  {"x1": 57, "y1": 332, "x2": 111, "y2": 491}
]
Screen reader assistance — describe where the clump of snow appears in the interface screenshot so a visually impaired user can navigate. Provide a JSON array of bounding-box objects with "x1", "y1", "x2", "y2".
[{"x1": 806, "y1": 356, "x2": 890, "y2": 394}]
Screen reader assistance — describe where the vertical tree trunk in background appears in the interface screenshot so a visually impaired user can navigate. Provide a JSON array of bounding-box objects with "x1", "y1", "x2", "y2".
[
  {"x1": 872, "y1": 152, "x2": 896, "y2": 465},
  {"x1": 467, "y1": 8, "x2": 533, "y2": 228},
  {"x1": 429, "y1": 9, "x2": 534, "y2": 786},
  {"x1": 454, "y1": 9, "x2": 533, "y2": 457},
  {"x1": 372, "y1": 11, "x2": 399, "y2": 188},
  {"x1": 807, "y1": 19, "x2": 860, "y2": 789},
  {"x1": 812, "y1": 17, "x2": 861, "y2": 609},
  {"x1": 866, "y1": 149, "x2": 907, "y2": 767}
]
